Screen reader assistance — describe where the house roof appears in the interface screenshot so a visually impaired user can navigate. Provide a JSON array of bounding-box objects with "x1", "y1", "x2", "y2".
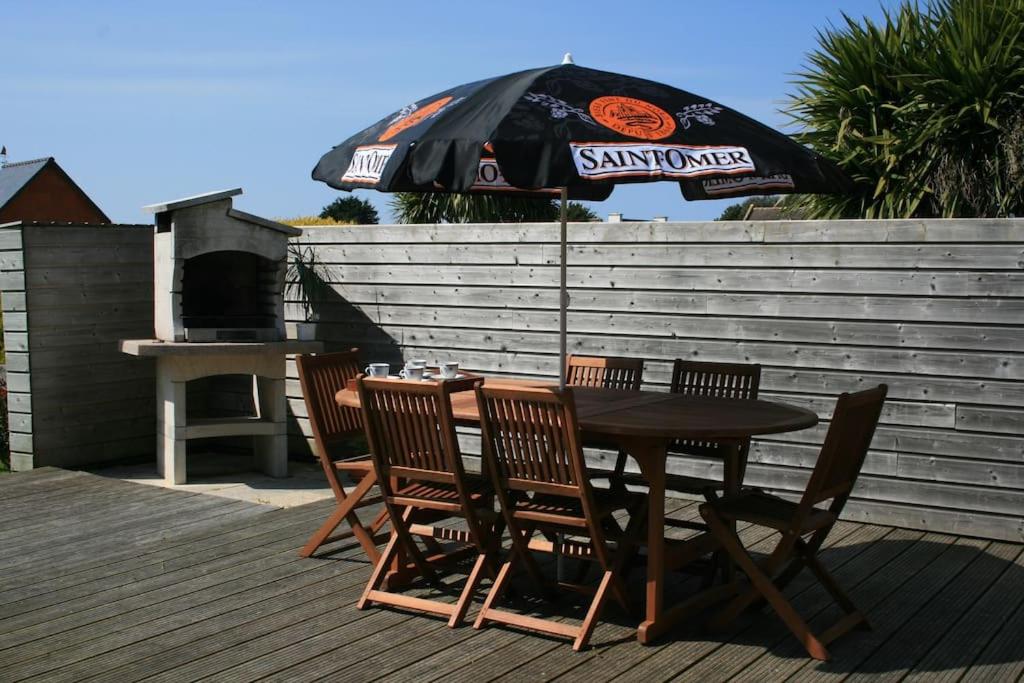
[
  {"x1": 0, "y1": 157, "x2": 51, "y2": 209},
  {"x1": 0, "y1": 156, "x2": 111, "y2": 222}
]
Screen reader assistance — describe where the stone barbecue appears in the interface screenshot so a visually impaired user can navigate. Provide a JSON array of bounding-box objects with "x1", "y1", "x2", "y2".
[
  {"x1": 150, "y1": 187, "x2": 294, "y2": 342},
  {"x1": 121, "y1": 189, "x2": 321, "y2": 485}
]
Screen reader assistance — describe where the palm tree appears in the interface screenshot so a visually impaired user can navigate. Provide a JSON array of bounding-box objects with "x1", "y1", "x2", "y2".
[{"x1": 788, "y1": 0, "x2": 1024, "y2": 218}]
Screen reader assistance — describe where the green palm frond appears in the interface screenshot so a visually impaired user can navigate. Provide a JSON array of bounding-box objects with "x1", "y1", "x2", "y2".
[{"x1": 788, "y1": 0, "x2": 1024, "y2": 219}]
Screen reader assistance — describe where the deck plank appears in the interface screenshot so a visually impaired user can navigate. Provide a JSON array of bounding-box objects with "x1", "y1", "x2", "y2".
[
  {"x1": 774, "y1": 535, "x2": 992, "y2": 682},
  {"x1": 570, "y1": 523, "x2": 901, "y2": 683},
  {"x1": 957, "y1": 593, "x2": 1024, "y2": 683},
  {"x1": 382, "y1": 502, "x2": 703, "y2": 683},
  {"x1": 0, "y1": 468, "x2": 1022, "y2": 682},
  {"x1": 0, "y1": 503, "x2": 333, "y2": 608},
  {"x1": 902, "y1": 545, "x2": 1024, "y2": 683},
  {"x1": 845, "y1": 542, "x2": 1024, "y2": 681}
]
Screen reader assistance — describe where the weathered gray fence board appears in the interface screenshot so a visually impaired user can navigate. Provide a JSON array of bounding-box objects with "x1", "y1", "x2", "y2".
[
  {"x1": 0, "y1": 228, "x2": 24, "y2": 250},
  {"x1": 955, "y1": 406, "x2": 1024, "y2": 435},
  {"x1": 1, "y1": 225, "x2": 155, "y2": 469},
  {"x1": 297, "y1": 284, "x2": 1024, "y2": 326},
  {"x1": 24, "y1": 265, "x2": 152, "y2": 289},
  {"x1": 0, "y1": 251, "x2": 25, "y2": 271},
  {"x1": 295, "y1": 218, "x2": 1024, "y2": 244},
  {"x1": 309, "y1": 324, "x2": 1024, "y2": 381},
  {"x1": 302, "y1": 242, "x2": 1024, "y2": 269},
  {"x1": 0, "y1": 270, "x2": 25, "y2": 290},
  {"x1": 316, "y1": 264, "x2": 1024, "y2": 297},
  {"x1": 3, "y1": 219, "x2": 1022, "y2": 541},
  {"x1": 284, "y1": 219, "x2": 1024, "y2": 541},
  {"x1": 18, "y1": 225, "x2": 150, "y2": 247},
  {"x1": 1, "y1": 291, "x2": 26, "y2": 311},
  {"x1": 290, "y1": 297, "x2": 1024, "y2": 346}
]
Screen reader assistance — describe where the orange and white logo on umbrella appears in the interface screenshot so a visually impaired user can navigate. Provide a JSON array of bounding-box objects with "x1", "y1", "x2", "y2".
[
  {"x1": 379, "y1": 96, "x2": 457, "y2": 142},
  {"x1": 589, "y1": 96, "x2": 676, "y2": 140}
]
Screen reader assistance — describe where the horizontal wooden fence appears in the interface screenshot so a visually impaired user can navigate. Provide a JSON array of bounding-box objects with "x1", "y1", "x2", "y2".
[
  {"x1": 2, "y1": 218, "x2": 1021, "y2": 542},
  {"x1": 285, "y1": 219, "x2": 1024, "y2": 542},
  {"x1": 1, "y1": 223, "x2": 155, "y2": 470}
]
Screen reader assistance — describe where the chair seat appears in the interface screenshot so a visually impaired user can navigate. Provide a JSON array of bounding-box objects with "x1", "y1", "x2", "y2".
[
  {"x1": 515, "y1": 488, "x2": 645, "y2": 521},
  {"x1": 395, "y1": 477, "x2": 490, "y2": 506},
  {"x1": 706, "y1": 490, "x2": 835, "y2": 533}
]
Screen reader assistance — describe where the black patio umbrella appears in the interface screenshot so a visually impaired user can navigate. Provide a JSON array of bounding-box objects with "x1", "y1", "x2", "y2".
[{"x1": 313, "y1": 55, "x2": 851, "y2": 386}]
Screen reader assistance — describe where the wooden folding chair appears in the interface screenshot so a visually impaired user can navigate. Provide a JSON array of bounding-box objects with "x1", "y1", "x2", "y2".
[
  {"x1": 355, "y1": 376, "x2": 501, "y2": 627},
  {"x1": 663, "y1": 359, "x2": 761, "y2": 497},
  {"x1": 473, "y1": 384, "x2": 647, "y2": 651},
  {"x1": 700, "y1": 385, "x2": 888, "y2": 660},
  {"x1": 565, "y1": 355, "x2": 644, "y2": 487},
  {"x1": 295, "y1": 350, "x2": 388, "y2": 560},
  {"x1": 612, "y1": 359, "x2": 760, "y2": 539},
  {"x1": 566, "y1": 354, "x2": 644, "y2": 392}
]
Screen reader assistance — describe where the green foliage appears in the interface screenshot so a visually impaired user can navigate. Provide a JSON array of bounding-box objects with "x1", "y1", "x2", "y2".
[
  {"x1": 277, "y1": 215, "x2": 351, "y2": 226},
  {"x1": 564, "y1": 202, "x2": 600, "y2": 222},
  {"x1": 788, "y1": 0, "x2": 1024, "y2": 218},
  {"x1": 320, "y1": 196, "x2": 380, "y2": 224},
  {"x1": 390, "y1": 193, "x2": 600, "y2": 224},
  {"x1": 286, "y1": 244, "x2": 336, "y2": 321}
]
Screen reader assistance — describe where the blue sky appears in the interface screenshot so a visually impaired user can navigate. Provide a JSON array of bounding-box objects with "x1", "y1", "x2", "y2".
[{"x1": 3, "y1": 1, "x2": 898, "y2": 224}]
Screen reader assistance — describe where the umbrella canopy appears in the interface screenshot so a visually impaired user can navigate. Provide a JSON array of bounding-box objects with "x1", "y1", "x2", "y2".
[
  {"x1": 312, "y1": 56, "x2": 851, "y2": 386},
  {"x1": 313, "y1": 57, "x2": 850, "y2": 201}
]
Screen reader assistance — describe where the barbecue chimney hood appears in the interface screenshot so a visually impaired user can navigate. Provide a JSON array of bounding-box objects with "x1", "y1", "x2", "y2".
[{"x1": 143, "y1": 188, "x2": 301, "y2": 342}]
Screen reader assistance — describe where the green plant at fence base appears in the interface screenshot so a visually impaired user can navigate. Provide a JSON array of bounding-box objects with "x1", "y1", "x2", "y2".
[
  {"x1": 788, "y1": 0, "x2": 1024, "y2": 218},
  {"x1": 286, "y1": 243, "x2": 336, "y2": 323}
]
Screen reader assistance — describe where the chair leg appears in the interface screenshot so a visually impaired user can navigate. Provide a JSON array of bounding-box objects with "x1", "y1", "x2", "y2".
[
  {"x1": 608, "y1": 505, "x2": 646, "y2": 615},
  {"x1": 574, "y1": 569, "x2": 614, "y2": 651},
  {"x1": 358, "y1": 531, "x2": 400, "y2": 610},
  {"x1": 509, "y1": 523, "x2": 548, "y2": 590},
  {"x1": 298, "y1": 472, "x2": 380, "y2": 561},
  {"x1": 474, "y1": 550, "x2": 520, "y2": 630},
  {"x1": 388, "y1": 503, "x2": 439, "y2": 585},
  {"x1": 803, "y1": 552, "x2": 868, "y2": 628},
  {"x1": 449, "y1": 551, "x2": 491, "y2": 628},
  {"x1": 370, "y1": 507, "x2": 389, "y2": 533},
  {"x1": 607, "y1": 449, "x2": 631, "y2": 496},
  {"x1": 704, "y1": 509, "x2": 830, "y2": 661}
]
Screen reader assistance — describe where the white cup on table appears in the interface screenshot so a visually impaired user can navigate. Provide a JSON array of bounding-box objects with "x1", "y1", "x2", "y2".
[
  {"x1": 400, "y1": 365, "x2": 425, "y2": 381},
  {"x1": 364, "y1": 363, "x2": 389, "y2": 377},
  {"x1": 439, "y1": 362, "x2": 460, "y2": 380}
]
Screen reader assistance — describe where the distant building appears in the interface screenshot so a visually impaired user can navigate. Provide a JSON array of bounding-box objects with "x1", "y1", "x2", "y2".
[
  {"x1": 0, "y1": 157, "x2": 110, "y2": 224},
  {"x1": 606, "y1": 212, "x2": 668, "y2": 222}
]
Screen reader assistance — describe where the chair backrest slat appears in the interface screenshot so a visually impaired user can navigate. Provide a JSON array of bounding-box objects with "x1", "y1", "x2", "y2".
[
  {"x1": 477, "y1": 385, "x2": 586, "y2": 492},
  {"x1": 800, "y1": 385, "x2": 888, "y2": 515},
  {"x1": 357, "y1": 377, "x2": 468, "y2": 485},
  {"x1": 296, "y1": 350, "x2": 365, "y2": 455},
  {"x1": 566, "y1": 355, "x2": 644, "y2": 392},
  {"x1": 670, "y1": 359, "x2": 761, "y2": 454},
  {"x1": 671, "y1": 359, "x2": 761, "y2": 400}
]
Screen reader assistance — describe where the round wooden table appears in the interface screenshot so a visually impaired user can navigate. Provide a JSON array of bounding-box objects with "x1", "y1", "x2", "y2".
[{"x1": 336, "y1": 379, "x2": 818, "y2": 644}]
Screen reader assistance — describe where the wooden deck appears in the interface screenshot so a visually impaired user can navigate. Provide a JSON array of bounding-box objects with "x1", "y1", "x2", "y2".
[{"x1": 1, "y1": 467, "x2": 1023, "y2": 682}]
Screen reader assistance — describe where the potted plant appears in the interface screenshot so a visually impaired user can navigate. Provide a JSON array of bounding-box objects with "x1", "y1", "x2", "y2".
[{"x1": 285, "y1": 242, "x2": 333, "y2": 340}]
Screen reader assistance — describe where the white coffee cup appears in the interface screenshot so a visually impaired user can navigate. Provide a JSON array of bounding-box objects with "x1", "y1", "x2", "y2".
[
  {"x1": 364, "y1": 363, "x2": 389, "y2": 377},
  {"x1": 400, "y1": 365, "x2": 425, "y2": 381},
  {"x1": 439, "y1": 362, "x2": 460, "y2": 379}
]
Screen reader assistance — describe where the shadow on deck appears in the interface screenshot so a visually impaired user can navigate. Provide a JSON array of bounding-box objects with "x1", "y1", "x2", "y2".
[{"x1": 0, "y1": 467, "x2": 1022, "y2": 682}]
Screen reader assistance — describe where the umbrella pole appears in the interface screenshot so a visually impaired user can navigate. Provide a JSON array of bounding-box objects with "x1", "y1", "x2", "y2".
[{"x1": 558, "y1": 187, "x2": 568, "y2": 390}]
